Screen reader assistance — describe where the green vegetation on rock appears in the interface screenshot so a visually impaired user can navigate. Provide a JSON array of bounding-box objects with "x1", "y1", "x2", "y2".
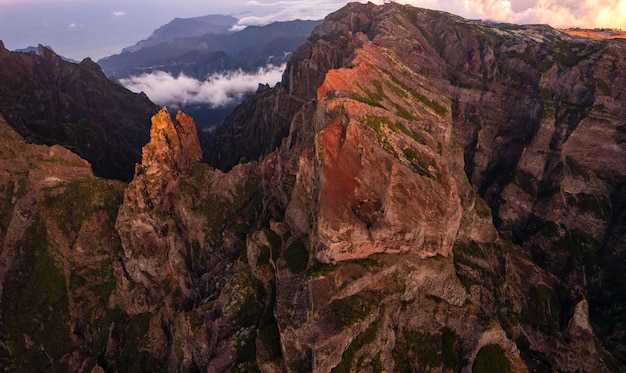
[
  {"x1": 42, "y1": 177, "x2": 125, "y2": 242},
  {"x1": 282, "y1": 238, "x2": 308, "y2": 274},
  {"x1": 472, "y1": 344, "x2": 513, "y2": 373},
  {"x1": 1, "y1": 215, "x2": 73, "y2": 371},
  {"x1": 332, "y1": 319, "x2": 381, "y2": 373},
  {"x1": 331, "y1": 291, "x2": 380, "y2": 326},
  {"x1": 393, "y1": 327, "x2": 459, "y2": 371},
  {"x1": 513, "y1": 169, "x2": 537, "y2": 197}
]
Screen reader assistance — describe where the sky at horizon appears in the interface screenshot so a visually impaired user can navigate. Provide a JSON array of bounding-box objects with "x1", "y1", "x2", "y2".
[{"x1": 0, "y1": 0, "x2": 624, "y2": 61}]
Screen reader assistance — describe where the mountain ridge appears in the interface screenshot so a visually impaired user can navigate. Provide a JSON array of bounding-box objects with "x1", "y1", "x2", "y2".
[
  {"x1": 0, "y1": 41, "x2": 158, "y2": 181},
  {"x1": 121, "y1": 14, "x2": 239, "y2": 54},
  {"x1": 98, "y1": 19, "x2": 322, "y2": 80},
  {"x1": 0, "y1": 2, "x2": 625, "y2": 371}
]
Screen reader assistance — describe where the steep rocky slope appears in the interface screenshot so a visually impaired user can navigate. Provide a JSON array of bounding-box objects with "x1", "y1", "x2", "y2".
[
  {"x1": 0, "y1": 42, "x2": 157, "y2": 181},
  {"x1": 0, "y1": 113, "x2": 125, "y2": 370},
  {"x1": 207, "y1": 2, "x2": 626, "y2": 371},
  {"x1": 1, "y1": 2, "x2": 625, "y2": 372}
]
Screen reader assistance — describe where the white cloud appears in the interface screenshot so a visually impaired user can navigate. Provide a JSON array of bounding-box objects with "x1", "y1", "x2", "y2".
[
  {"x1": 120, "y1": 64, "x2": 286, "y2": 108},
  {"x1": 112, "y1": 11, "x2": 126, "y2": 17},
  {"x1": 234, "y1": 0, "x2": 346, "y2": 28},
  {"x1": 395, "y1": 0, "x2": 626, "y2": 29}
]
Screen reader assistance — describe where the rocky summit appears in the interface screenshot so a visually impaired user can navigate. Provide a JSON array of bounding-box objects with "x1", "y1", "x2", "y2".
[{"x1": 1, "y1": 2, "x2": 626, "y2": 372}]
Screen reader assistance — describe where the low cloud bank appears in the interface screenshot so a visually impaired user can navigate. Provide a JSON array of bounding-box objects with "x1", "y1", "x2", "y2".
[
  {"x1": 234, "y1": 0, "x2": 345, "y2": 29},
  {"x1": 120, "y1": 64, "x2": 286, "y2": 107}
]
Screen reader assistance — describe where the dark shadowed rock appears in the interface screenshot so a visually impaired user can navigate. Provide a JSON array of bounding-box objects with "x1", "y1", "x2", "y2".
[{"x1": 0, "y1": 42, "x2": 157, "y2": 181}]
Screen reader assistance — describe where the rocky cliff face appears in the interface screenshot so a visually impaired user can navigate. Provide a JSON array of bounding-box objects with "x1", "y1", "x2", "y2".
[
  {"x1": 207, "y1": 2, "x2": 626, "y2": 371},
  {"x1": 0, "y1": 42, "x2": 157, "y2": 181},
  {"x1": 1, "y1": 2, "x2": 625, "y2": 372},
  {"x1": 0, "y1": 113, "x2": 125, "y2": 371}
]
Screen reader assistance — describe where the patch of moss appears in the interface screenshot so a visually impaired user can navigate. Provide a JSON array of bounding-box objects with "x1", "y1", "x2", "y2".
[
  {"x1": 1, "y1": 215, "x2": 74, "y2": 371},
  {"x1": 566, "y1": 193, "x2": 611, "y2": 219},
  {"x1": 393, "y1": 327, "x2": 459, "y2": 371},
  {"x1": 453, "y1": 241, "x2": 503, "y2": 292},
  {"x1": 263, "y1": 229, "x2": 282, "y2": 261},
  {"x1": 596, "y1": 79, "x2": 612, "y2": 96},
  {"x1": 307, "y1": 259, "x2": 338, "y2": 279},
  {"x1": 353, "y1": 258, "x2": 381, "y2": 272},
  {"x1": 233, "y1": 274, "x2": 265, "y2": 329},
  {"x1": 332, "y1": 319, "x2": 381, "y2": 373},
  {"x1": 256, "y1": 278, "x2": 281, "y2": 362},
  {"x1": 73, "y1": 258, "x2": 116, "y2": 302},
  {"x1": 104, "y1": 312, "x2": 164, "y2": 372},
  {"x1": 565, "y1": 156, "x2": 591, "y2": 181},
  {"x1": 384, "y1": 30, "x2": 459, "y2": 117},
  {"x1": 331, "y1": 291, "x2": 380, "y2": 326},
  {"x1": 364, "y1": 115, "x2": 399, "y2": 158},
  {"x1": 234, "y1": 329, "x2": 260, "y2": 373},
  {"x1": 258, "y1": 321, "x2": 281, "y2": 361},
  {"x1": 386, "y1": 79, "x2": 409, "y2": 99},
  {"x1": 522, "y1": 284, "x2": 561, "y2": 334},
  {"x1": 540, "y1": 87, "x2": 553, "y2": 101},
  {"x1": 257, "y1": 245, "x2": 271, "y2": 266},
  {"x1": 552, "y1": 40, "x2": 585, "y2": 68},
  {"x1": 231, "y1": 272, "x2": 270, "y2": 372},
  {"x1": 473, "y1": 344, "x2": 512, "y2": 373},
  {"x1": 515, "y1": 335, "x2": 553, "y2": 372},
  {"x1": 192, "y1": 174, "x2": 264, "y2": 243},
  {"x1": 403, "y1": 148, "x2": 435, "y2": 179},
  {"x1": 475, "y1": 196, "x2": 492, "y2": 219},
  {"x1": 454, "y1": 240, "x2": 486, "y2": 259},
  {"x1": 282, "y1": 239, "x2": 308, "y2": 274},
  {"x1": 403, "y1": 147, "x2": 418, "y2": 161},
  {"x1": 355, "y1": 82, "x2": 387, "y2": 109},
  {"x1": 556, "y1": 228, "x2": 600, "y2": 270},
  {"x1": 42, "y1": 178, "x2": 125, "y2": 242},
  {"x1": 513, "y1": 169, "x2": 537, "y2": 197},
  {"x1": 392, "y1": 101, "x2": 416, "y2": 121},
  {"x1": 0, "y1": 180, "x2": 16, "y2": 234}
]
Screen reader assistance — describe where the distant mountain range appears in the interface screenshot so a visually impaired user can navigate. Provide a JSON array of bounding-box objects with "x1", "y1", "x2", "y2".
[
  {"x1": 98, "y1": 17, "x2": 322, "y2": 80},
  {"x1": 121, "y1": 14, "x2": 239, "y2": 54},
  {"x1": 97, "y1": 15, "x2": 322, "y2": 150}
]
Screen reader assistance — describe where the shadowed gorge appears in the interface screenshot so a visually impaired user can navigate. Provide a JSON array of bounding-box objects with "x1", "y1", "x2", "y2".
[{"x1": 0, "y1": 2, "x2": 625, "y2": 372}]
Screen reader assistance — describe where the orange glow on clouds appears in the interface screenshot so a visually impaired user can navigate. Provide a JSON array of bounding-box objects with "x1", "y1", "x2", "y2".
[{"x1": 389, "y1": 0, "x2": 626, "y2": 29}]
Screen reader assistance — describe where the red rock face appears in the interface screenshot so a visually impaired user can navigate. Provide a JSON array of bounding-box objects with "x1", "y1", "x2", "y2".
[
  {"x1": 142, "y1": 107, "x2": 202, "y2": 176},
  {"x1": 293, "y1": 44, "x2": 463, "y2": 262}
]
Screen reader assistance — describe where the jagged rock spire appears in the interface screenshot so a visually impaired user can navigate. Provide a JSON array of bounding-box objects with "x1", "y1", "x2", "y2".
[{"x1": 139, "y1": 107, "x2": 202, "y2": 177}]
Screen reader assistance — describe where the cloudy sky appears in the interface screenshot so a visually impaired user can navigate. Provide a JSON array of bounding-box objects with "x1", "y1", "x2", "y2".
[{"x1": 0, "y1": 0, "x2": 624, "y2": 60}]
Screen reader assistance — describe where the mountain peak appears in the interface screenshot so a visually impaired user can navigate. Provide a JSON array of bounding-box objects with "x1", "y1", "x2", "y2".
[{"x1": 139, "y1": 107, "x2": 202, "y2": 178}]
